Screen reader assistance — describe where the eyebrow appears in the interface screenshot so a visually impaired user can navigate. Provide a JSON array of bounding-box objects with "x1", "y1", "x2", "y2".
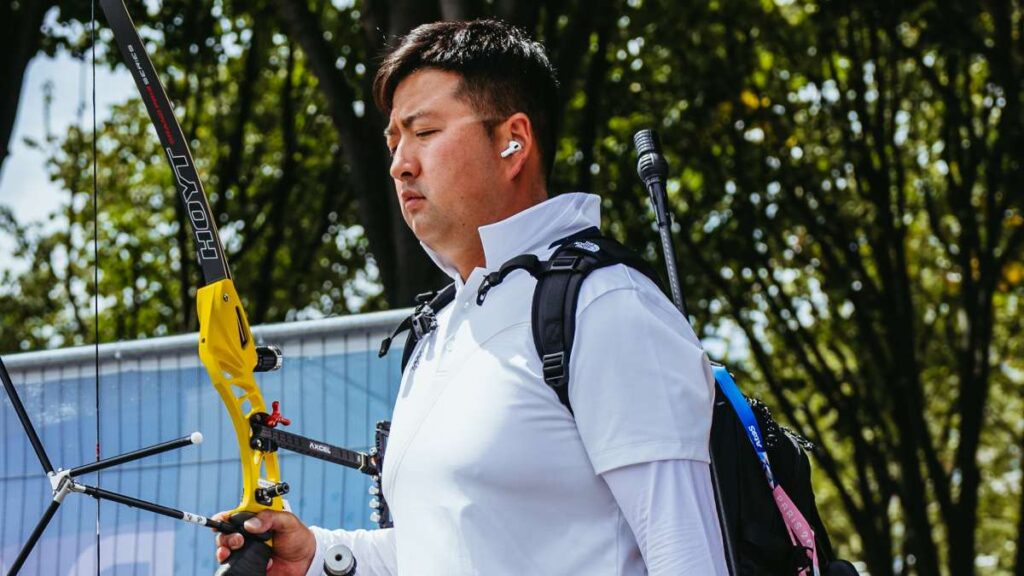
[{"x1": 383, "y1": 110, "x2": 436, "y2": 139}]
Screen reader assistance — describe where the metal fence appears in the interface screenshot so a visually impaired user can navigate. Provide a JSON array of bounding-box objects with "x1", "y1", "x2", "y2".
[{"x1": 0, "y1": 310, "x2": 409, "y2": 575}]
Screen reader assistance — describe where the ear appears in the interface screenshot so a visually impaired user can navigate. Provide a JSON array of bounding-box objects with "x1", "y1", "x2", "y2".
[{"x1": 497, "y1": 112, "x2": 534, "y2": 180}]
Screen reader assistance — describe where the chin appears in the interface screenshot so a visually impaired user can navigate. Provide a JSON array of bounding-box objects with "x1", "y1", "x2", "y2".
[{"x1": 407, "y1": 220, "x2": 433, "y2": 244}]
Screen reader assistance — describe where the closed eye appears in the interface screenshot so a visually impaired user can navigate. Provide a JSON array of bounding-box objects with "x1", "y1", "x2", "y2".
[{"x1": 386, "y1": 129, "x2": 438, "y2": 156}]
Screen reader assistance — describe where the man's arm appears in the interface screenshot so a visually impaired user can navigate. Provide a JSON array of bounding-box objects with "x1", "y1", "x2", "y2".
[
  {"x1": 603, "y1": 459, "x2": 728, "y2": 575},
  {"x1": 569, "y1": 266, "x2": 726, "y2": 573}
]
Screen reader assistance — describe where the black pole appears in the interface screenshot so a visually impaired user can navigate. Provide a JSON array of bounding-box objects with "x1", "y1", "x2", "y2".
[
  {"x1": 0, "y1": 356, "x2": 55, "y2": 475},
  {"x1": 652, "y1": 183, "x2": 689, "y2": 317},
  {"x1": 79, "y1": 484, "x2": 233, "y2": 532},
  {"x1": 6, "y1": 498, "x2": 63, "y2": 576},
  {"x1": 633, "y1": 130, "x2": 688, "y2": 316},
  {"x1": 70, "y1": 432, "x2": 203, "y2": 477},
  {"x1": 633, "y1": 129, "x2": 739, "y2": 576}
]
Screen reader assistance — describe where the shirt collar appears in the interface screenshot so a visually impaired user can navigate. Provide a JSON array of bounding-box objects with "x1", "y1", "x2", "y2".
[{"x1": 420, "y1": 192, "x2": 601, "y2": 286}]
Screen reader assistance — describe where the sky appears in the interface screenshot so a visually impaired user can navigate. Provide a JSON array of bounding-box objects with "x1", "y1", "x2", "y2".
[{"x1": 0, "y1": 48, "x2": 135, "y2": 271}]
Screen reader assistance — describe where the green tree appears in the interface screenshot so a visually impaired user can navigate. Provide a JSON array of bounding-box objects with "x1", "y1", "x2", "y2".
[
  {"x1": 1, "y1": 0, "x2": 94, "y2": 171},
  {"x1": 1, "y1": 1, "x2": 1021, "y2": 573},
  {"x1": 568, "y1": 0, "x2": 1023, "y2": 573}
]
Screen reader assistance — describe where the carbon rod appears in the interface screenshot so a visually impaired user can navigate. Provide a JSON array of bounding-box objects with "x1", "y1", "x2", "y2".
[
  {"x1": 70, "y1": 432, "x2": 203, "y2": 477},
  {"x1": 633, "y1": 129, "x2": 739, "y2": 576},
  {"x1": 80, "y1": 484, "x2": 233, "y2": 532},
  {"x1": 0, "y1": 356, "x2": 54, "y2": 475},
  {"x1": 5, "y1": 499, "x2": 62, "y2": 576},
  {"x1": 652, "y1": 186, "x2": 689, "y2": 317}
]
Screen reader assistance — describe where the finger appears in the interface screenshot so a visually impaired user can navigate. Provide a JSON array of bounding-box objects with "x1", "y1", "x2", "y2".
[
  {"x1": 214, "y1": 532, "x2": 240, "y2": 549},
  {"x1": 210, "y1": 510, "x2": 231, "y2": 532},
  {"x1": 216, "y1": 545, "x2": 230, "y2": 563},
  {"x1": 217, "y1": 532, "x2": 244, "y2": 550},
  {"x1": 242, "y1": 514, "x2": 266, "y2": 534},
  {"x1": 243, "y1": 510, "x2": 291, "y2": 534}
]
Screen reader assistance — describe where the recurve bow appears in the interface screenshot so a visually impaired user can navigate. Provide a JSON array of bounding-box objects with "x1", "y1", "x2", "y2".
[{"x1": 99, "y1": 1, "x2": 288, "y2": 573}]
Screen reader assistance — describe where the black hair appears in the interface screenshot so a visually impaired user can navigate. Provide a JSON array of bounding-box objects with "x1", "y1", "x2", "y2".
[{"x1": 373, "y1": 19, "x2": 560, "y2": 177}]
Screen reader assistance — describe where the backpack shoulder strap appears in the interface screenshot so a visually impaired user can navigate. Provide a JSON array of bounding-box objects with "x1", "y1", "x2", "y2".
[
  {"x1": 533, "y1": 231, "x2": 662, "y2": 414},
  {"x1": 378, "y1": 283, "x2": 456, "y2": 372},
  {"x1": 476, "y1": 227, "x2": 663, "y2": 414}
]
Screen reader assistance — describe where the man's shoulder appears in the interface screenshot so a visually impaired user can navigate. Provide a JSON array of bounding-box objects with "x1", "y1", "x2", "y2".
[
  {"x1": 575, "y1": 262, "x2": 673, "y2": 315},
  {"x1": 572, "y1": 261, "x2": 702, "y2": 349}
]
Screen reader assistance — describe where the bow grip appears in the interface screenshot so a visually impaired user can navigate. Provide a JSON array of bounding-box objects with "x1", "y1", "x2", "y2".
[{"x1": 215, "y1": 512, "x2": 272, "y2": 576}]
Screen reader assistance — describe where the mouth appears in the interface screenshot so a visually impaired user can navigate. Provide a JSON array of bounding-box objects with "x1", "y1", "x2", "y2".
[{"x1": 400, "y1": 189, "x2": 425, "y2": 208}]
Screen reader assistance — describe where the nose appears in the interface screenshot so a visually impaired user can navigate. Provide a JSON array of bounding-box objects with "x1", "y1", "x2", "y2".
[{"x1": 389, "y1": 142, "x2": 420, "y2": 181}]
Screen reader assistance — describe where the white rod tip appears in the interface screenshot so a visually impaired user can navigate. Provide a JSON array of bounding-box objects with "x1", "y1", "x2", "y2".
[{"x1": 190, "y1": 431, "x2": 204, "y2": 445}]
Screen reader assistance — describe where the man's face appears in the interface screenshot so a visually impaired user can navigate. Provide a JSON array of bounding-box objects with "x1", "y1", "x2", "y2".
[{"x1": 385, "y1": 69, "x2": 507, "y2": 256}]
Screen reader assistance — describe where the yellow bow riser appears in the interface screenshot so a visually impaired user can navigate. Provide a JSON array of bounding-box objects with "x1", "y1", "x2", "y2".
[{"x1": 197, "y1": 279, "x2": 284, "y2": 516}]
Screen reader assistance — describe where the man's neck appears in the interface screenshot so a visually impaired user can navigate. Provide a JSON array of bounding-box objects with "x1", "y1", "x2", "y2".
[{"x1": 451, "y1": 239, "x2": 486, "y2": 282}]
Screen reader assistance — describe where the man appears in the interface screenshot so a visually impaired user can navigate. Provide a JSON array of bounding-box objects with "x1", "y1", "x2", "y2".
[{"x1": 216, "y1": 19, "x2": 727, "y2": 575}]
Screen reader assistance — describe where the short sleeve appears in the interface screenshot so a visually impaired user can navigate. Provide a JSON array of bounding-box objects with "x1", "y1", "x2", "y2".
[{"x1": 569, "y1": 266, "x2": 715, "y2": 475}]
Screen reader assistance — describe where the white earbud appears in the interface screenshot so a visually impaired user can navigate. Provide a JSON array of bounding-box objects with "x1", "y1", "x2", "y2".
[{"x1": 500, "y1": 140, "x2": 523, "y2": 158}]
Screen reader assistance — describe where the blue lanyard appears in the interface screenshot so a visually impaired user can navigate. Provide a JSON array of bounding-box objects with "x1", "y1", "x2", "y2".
[
  {"x1": 712, "y1": 364, "x2": 777, "y2": 488},
  {"x1": 713, "y1": 364, "x2": 821, "y2": 576}
]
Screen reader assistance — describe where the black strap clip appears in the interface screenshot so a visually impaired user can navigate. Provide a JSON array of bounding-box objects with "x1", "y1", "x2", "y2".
[
  {"x1": 547, "y1": 255, "x2": 581, "y2": 272},
  {"x1": 410, "y1": 304, "x2": 438, "y2": 340},
  {"x1": 476, "y1": 255, "x2": 545, "y2": 306},
  {"x1": 379, "y1": 290, "x2": 443, "y2": 358},
  {"x1": 409, "y1": 288, "x2": 442, "y2": 340},
  {"x1": 541, "y1": 352, "x2": 567, "y2": 386},
  {"x1": 378, "y1": 326, "x2": 403, "y2": 358},
  {"x1": 476, "y1": 271, "x2": 503, "y2": 305}
]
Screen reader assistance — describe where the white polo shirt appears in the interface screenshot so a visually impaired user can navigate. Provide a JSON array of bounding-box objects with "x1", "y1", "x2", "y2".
[{"x1": 306, "y1": 193, "x2": 721, "y2": 575}]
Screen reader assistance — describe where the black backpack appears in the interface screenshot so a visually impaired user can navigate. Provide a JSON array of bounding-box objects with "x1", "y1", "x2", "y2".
[{"x1": 379, "y1": 228, "x2": 860, "y2": 576}]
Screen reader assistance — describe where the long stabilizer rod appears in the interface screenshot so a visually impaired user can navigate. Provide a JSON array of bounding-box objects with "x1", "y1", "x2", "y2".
[
  {"x1": 633, "y1": 129, "x2": 739, "y2": 576},
  {"x1": 70, "y1": 432, "x2": 204, "y2": 477},
  {"x1": 79, "y1": 483, "x2": 234, "y2": 532},
  {"x1": 5, "y1": 500, "x2": 63, "y2": 576},
  {"x1": 0, "y1": 357, "x2": 54, "y2": 475}
]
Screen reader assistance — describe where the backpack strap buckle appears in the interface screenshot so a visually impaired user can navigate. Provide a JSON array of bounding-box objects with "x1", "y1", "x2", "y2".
[
  {"x1": 410, "y1": 303, "x2": 439, "y2": 340},
  {"x1": 547, "y1": 255, "x2": 580, "y2": 272},
  {"x1": 541, "y1": 352, "x2": 567, "y2": 386},
  {"x1": 380, "y1": 283, "x2": 455, "y2": 364}
]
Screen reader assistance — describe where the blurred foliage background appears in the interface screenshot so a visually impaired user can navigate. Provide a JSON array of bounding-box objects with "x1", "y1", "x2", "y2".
[{"x1": 1, "y1": 0, "x2": 1022, "y2": 574}]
